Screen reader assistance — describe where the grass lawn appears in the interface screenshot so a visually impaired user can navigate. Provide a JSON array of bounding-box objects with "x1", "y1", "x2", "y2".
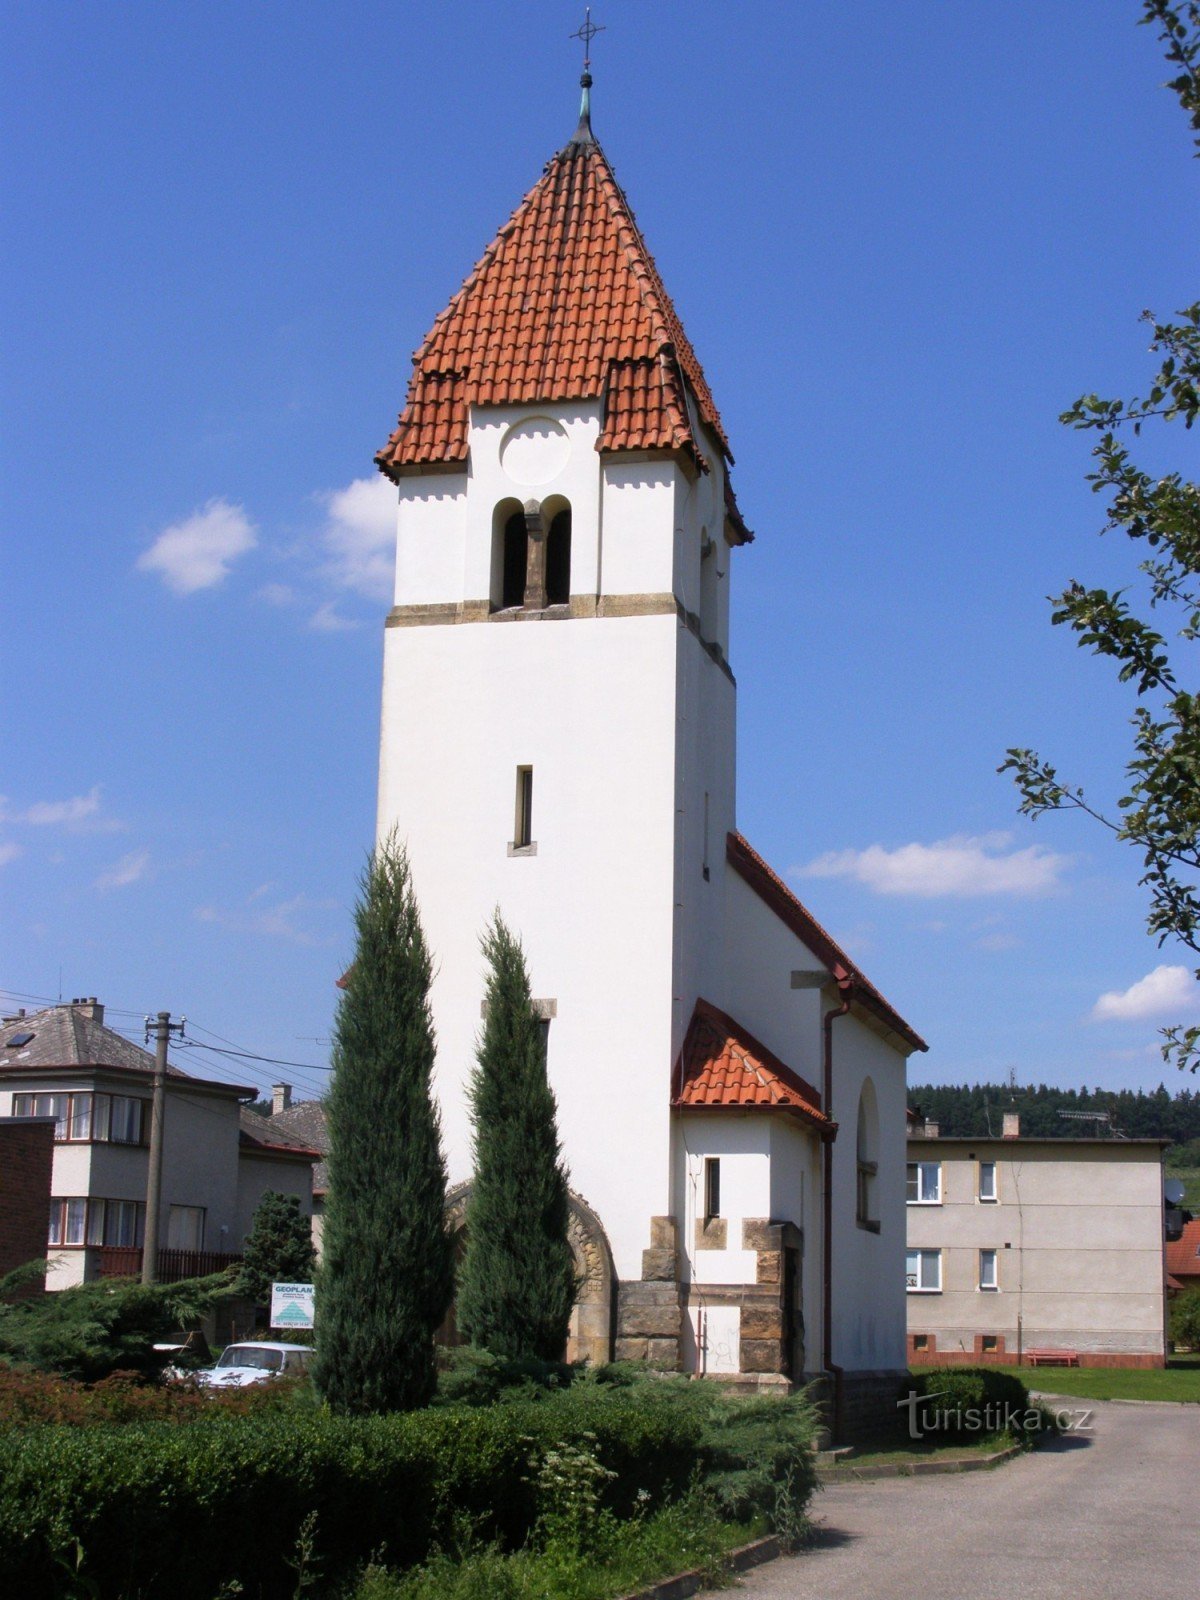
[
  {"x1": 998, "y1": 1354, "x2": 1200, "y2": 1404},
  {"x1": 835, "y1": 1430, "x2": 1018, "y2": 1469}
]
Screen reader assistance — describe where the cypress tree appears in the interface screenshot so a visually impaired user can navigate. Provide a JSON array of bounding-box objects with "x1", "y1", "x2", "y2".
[
  {"x1": 456, "y1": 915, "x2": 576, "y2": 1361},
  {"x1": 313, "y1": 837, "x2": 453, "y2": 1413}
]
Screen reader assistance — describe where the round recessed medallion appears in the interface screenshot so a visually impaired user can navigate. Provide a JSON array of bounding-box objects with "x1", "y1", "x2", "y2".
[{"x1": 500, "y1": 417, "x2": 571, "y2": 486}]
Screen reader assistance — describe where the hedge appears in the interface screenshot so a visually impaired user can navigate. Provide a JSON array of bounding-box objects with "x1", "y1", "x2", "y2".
[
  {"x1": 903, "y1": 1367, "x2": 1035, "y2": 1439},
  {"x1": 0, "y1": 1386, "x2": 702, "y2": 1600}
]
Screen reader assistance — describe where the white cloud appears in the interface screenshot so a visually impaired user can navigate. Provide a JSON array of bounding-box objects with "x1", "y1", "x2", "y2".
[
  {"x1": 317, "y1": 476, "x2": 396, "y2": 600},
  {"x1": 308, "y1": 601, "x2": 361, "y2": 633},
  {"x1": 257, "y1": 582, "x2": 298, "y2": 608},
  {"x1": 0, "y1": 785, "x2": 120, "y2": 834},
  {"x1": 137, "y1": 498, "x2": 258, "y2": 595},
  {"x1": 1091, "y1": 964, "x2": 1199, "y2": 1022},
  {"x1": 796, "y1": 832, "x2": 1071, "y2": 899},
  {"x1": 0, "y1": 842, "x2": 20, "y2": 867},
  {"x1": 94, "y1": 849, "x2": 151, "y2": 891},
  {"x1": 195, "y1": 892, "x2": 336, "y2": 947}
]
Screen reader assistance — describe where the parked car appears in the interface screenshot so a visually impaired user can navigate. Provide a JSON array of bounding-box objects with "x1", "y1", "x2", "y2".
[{"x1": 197, "y1": 1341, "x2": 313, "y2": 1389}]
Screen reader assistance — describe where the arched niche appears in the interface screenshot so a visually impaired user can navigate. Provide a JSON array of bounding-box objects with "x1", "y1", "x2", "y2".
[
  {"x1": 491, "y1": 497, "x2": 528, "y2": 611},
  {"x1": 442, "y1": 1180, "x2": 615, "y2": 1364},
  {"x1": 541, "y1": 494, "x2": 572, "y2": 608}
]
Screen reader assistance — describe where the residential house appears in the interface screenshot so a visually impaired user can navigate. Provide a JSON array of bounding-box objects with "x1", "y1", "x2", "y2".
[
  {"x1": 1166, "y1": 1217, "x2": 1200, "y2": 1296},
  {"x1": 0, "y1": 1000, "x2": 319, "y2": 1288},
  {"x1": 368, "y1": 83, "x2": 927, "y2": 1415},
  {"x1": 906, "y1": 1114, "x2": 1168, "y2": 1368},
  {"x1": 256, "y1": 1084, "x2": 329, "y2": 1255}
]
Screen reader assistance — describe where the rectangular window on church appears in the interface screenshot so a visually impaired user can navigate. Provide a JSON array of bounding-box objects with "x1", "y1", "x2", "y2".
[
  {"x1": 704, "y1": 1157, "x2": 721, "y2": 1221},
  {"x1": 514, "y1": 766, "x2": 534, "y2": 849}
]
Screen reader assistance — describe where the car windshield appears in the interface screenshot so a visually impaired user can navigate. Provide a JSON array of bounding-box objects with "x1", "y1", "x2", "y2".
[{"x1": 216, "y1": 1346, "x2": 283, "y2": 1371}]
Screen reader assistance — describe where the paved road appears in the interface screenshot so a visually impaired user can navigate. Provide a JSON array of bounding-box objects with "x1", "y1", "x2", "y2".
[{"x1": 738, "y1": 1399, "x2": 1199, "y2": 1600}]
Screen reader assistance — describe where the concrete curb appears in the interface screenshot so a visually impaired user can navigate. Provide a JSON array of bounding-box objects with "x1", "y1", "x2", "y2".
[
  {"x1": 616, "y1": 1534, "x2": 782, "y2": 1600},
  {"x1": 817, "y1": 1442, "x2": 1023, "y2": 1482}
]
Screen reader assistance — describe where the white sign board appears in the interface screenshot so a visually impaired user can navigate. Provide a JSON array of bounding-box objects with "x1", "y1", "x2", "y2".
[{"x1": 270, "y1": 1281, "x2": 315, "y2": 1330}]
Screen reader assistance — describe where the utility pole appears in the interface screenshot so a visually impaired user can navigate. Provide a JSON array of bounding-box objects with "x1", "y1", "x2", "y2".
[{"x1": 142, "y1": 1011, "x2": 184, "y2": 1285}]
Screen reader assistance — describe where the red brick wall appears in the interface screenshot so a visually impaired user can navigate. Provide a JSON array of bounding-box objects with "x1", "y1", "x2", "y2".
[
  {"x1": 906, "y1": 1339, "x2": 1164, "y2": 1370},
  {"x1": 0, "y1": 1119, "x2": 54, "y2": 1297}
]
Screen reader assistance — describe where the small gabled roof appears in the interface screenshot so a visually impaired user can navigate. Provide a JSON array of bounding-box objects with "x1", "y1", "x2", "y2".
[
  {"x1": 673, "y1": 998, "x2": 833, "y2": 1135},
  {"x1": 254, "y1": 1099, "x2": 330, "y2": 1192},
  {"x1": 1166, "y1": 1217, "x2": 1200, "y2": 1281},
  {"x1": 238, "y1": 1107, "x2": 323, "y2": 1169},
  {"x1": 377, "y1": 123, "x2": 747, "y2": 538},
  {"x1": 726, "y1": 833, "x2": 927, "y2": 1054}
]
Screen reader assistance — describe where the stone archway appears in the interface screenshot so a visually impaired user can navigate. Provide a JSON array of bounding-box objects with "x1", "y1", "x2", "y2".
[{"x1": 442, "y1": 1182, "x2": 615, "y2": 1364}]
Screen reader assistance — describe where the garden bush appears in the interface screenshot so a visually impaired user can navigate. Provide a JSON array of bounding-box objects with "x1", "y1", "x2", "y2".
[
  {"x1": 1169, "y1": 1289, "x2": 1200, "y2": 1352},
  {"x1": 0, "y1": 1364, "x2": 303, "y2": 1429},
  {"x1": 0, "y1": 1384, "x2": 703, "y2": 1600},
  {"x1": 902, "y1": 1367, "x2": 1035, "y2": 1440}
]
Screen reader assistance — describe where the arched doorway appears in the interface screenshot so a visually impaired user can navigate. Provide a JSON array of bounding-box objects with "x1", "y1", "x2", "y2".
[{"x1": 442, "y1": 1182, "x2": 615, "y2": 1364}]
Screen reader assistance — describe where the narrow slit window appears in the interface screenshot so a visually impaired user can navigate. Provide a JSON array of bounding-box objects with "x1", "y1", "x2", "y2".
[
  {"x1": 702, "y1": 792, "x2": 711, "y2": 881},
  {"x1": 703, "y1": 1157, "x2": 721, "y2": 1222},
  {"x1": 979, "y1": 1249, "x2": 998, "y2": 1291},
  {"x1": 514, "y1": 766, "x2": 534, "y2": 848},
  {"x1": 978, "y1": 1161, "x2": 998, "y2": 1202}
]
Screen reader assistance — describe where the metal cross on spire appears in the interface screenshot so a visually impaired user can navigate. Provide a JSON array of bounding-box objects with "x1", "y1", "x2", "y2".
[
  {"x1": 568, "y1": 7, "x2": 604, "y2": 144},
  {"x1": 569, "y1": 7, "x2": 605, "y2": 75}
]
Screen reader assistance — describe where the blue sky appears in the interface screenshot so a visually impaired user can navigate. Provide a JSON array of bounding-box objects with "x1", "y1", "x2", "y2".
[{"x1": 1, "y1": 1, "x2": 1195, "y2": 1099}]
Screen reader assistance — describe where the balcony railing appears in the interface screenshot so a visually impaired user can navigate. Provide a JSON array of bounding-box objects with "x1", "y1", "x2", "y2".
[{"x1": 95, "y1": 1246, "x2": 243, "y2": 1282}]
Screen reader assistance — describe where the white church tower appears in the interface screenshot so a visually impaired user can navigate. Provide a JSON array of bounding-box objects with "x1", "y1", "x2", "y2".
[{"x1": 374, "y1": 77, "x2": 925, "y2": 1415}]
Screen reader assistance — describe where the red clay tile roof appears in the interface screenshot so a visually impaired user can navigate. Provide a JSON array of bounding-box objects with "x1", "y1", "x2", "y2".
[
  {"x1": 726, "y1": 833, "x2": 927, "y2": 1054},
  {"x1": 1166, "y1": 1217, "x2": 1200, "y2": 1282},
  {"x1": 673, "y1": 998, "x2": 833, "y2": 1133},
  {"x1": 377, "y1": 130, "x2": 735, "y2": 491}
]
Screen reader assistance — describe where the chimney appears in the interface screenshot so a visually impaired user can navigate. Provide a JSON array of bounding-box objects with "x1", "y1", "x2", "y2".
[
  {"x1": 272, "y1": 1083, "x2": 292, "y2": 1116},
  {"x1": 72, "y1": 997, "x2": 104, "y2": 1025},
  {"x1": 924, "y1": 1119, "x2": 940, "y2": 1139},
  {"x1": 1002, "y1": 1110, "x2": 1020, "y2": 1140}
]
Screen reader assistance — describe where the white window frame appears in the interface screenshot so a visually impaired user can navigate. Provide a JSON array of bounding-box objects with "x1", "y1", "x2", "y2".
[
  {"x1": 978, "y1": 1160, "x2": 998, "y2": 1203},
  {"x1": 906, "y1": 1248, "x2": 942, "y2": 1292},
  {"x1": 979, "y1": 1248, "x2": 999, "y2": 1291},
  {"x1": 906, "y1": 1160, "x2": 942, "y2": 1205}
]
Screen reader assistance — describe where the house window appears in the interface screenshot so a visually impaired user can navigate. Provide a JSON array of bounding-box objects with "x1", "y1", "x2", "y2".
[
  {"x1": 14, "y1": 1091, "x2": 147, "y2": 1145},
  {"x1": 545, "y1": 508, "x2": 571, "y2": 606},
  {"x1": 978, "y1": 1161, "x2": 998, "y2": 1202},
  {"x1": 906, "y1": 1160, "x2": 941, "y2": 1205},
  {"x1": 906, "y1": 1248, "x2": 941, "y2": 1292},
  {"x1": 51, "y1": 1198, "x2": 145, "y2": 1248},
  {"x1": 703, "y1": 1157, "x2": 721, "y2": 1222},
  {"x1": 979, "y1": 1249, "x2": 999, "y2": 1291},
  {"x1": 912, "y1": 1333, "x2": 931, "y2": 1352},
  {"x1": 980, "y1": 1334, "x2": 1000, "y2": 1353},
  {"x1": 168, "y1": 1205, "x2": 206, "y2": 1252},
  {"x1": 513, "y1": 766, "x2": 534, "y2": 850}
]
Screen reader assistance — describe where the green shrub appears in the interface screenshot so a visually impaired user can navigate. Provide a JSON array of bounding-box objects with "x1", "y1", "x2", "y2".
[
  {"x1": 1170, "y1": 1289, "x2": 1200, "y2": 1351},
  {"x1": 903, "y1": 1367, "x2": 1035, "y2": 1440},
  {"x1": 0, "y1": 1386, "x2": 702, "y2": 1600},
  {"x1": 0, "y1": 1364, "x2": 304, "y2": 1428},
  {"x1": 0, "y1": 1273, "x2": 231, "y2": 1381}
]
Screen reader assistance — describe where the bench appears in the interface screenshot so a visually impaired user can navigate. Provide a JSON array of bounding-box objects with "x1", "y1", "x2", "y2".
[{"x1": 1025, "y1": 1348, "x2": 1079, "y2": 1367}]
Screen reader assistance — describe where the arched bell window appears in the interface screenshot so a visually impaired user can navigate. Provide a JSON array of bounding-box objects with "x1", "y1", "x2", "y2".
[
  {"x1": 545, "y1": 508, "x2": 572, "y2": 607},
  {"x1": 500, "y1": 509, "x2": 528, "y2": 609}
]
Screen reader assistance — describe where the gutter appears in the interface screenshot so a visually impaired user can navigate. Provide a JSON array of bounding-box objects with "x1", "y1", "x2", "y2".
[{"x1": 822, "y1": 978, "x2": 851, "y2": 1440}]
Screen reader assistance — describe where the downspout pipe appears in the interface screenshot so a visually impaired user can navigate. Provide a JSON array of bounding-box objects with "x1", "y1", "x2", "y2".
[{"x1": 822, "y1": 978, "x2": 852, "y2": 1441}]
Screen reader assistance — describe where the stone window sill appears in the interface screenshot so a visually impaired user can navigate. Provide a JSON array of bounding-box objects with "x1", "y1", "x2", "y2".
[{"x1": 507, "y1": 842, "x2": 537, "y2": 857}]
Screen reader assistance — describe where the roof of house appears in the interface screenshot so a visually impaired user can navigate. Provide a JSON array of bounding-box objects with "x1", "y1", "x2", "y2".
[
  {"x1": 238, "y1": 1107, "x2": 324, "y2": 1169},
  {"x1": 256, "y1": 1100, "x2": 330, "y2": 1192},
  {"x1": 0, "y1": 1003, "x2": 253, "y2": 1097},
  {"x1": 1166, "y1": 1217, "x2": 1200, "y2": 1280},
  {"x1": 672, "y1": 998, "x2": 833, "y2": 1134},
  {"x1": 375, "y1": 117, "x2": 749, "y2": 540},
  {"x1": 725, "y1": 833, "x2": 927, "y2": 1053}
]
